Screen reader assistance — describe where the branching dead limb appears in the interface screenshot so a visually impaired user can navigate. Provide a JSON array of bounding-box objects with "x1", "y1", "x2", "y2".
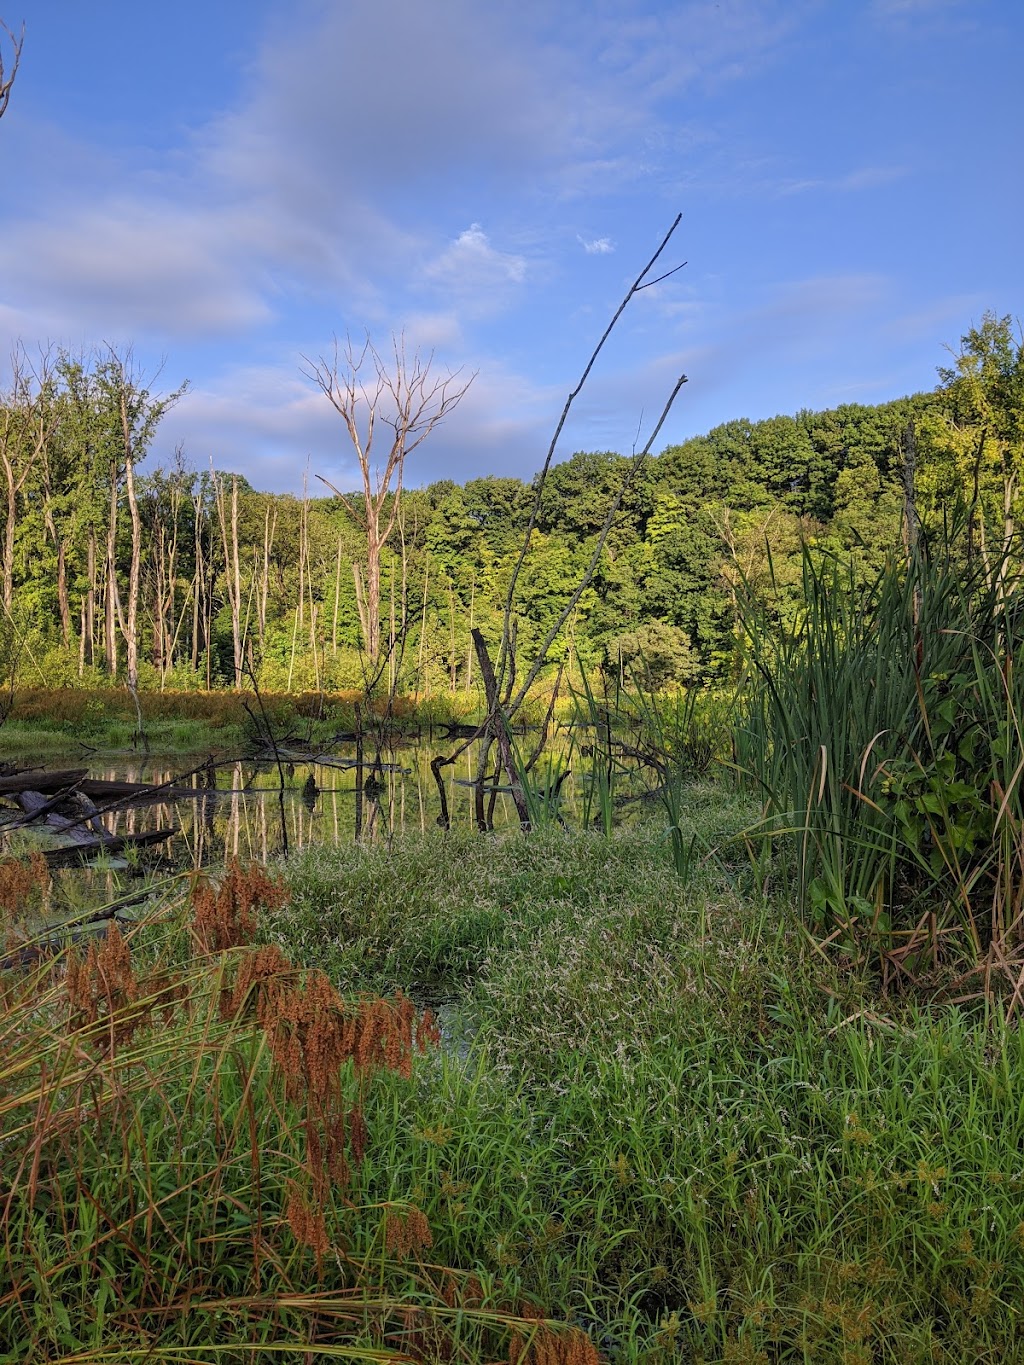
[
  {"x1": 494, "y1": 212, "x2": 686, "y2": 696},
  {"x1": 0, "y1": 18, "x2": 23, "y2": 122},
  {"x1": 429, "y1": 213, "x2": 689, "y2": 831}
]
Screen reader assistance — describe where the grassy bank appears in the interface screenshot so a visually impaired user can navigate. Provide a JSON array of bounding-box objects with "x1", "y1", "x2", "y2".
[
  {"x1": 0, "y1": 687, "x2": 485, "y2": 757},
  {"x1": 264, "y1": 817, "x2": 1024, "y2": 1363},
  {"x1": 5, "y1": 786, "x2": 1022, "y2": 1362}
]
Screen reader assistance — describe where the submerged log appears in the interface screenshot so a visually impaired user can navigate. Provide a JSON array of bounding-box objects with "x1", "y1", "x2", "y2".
[
  {"x1": 39, "y1": 827, "x2": 177, "y2": 868},
  {"x1": 0, "y1": 770, "x2": 204, "y2": 801}
]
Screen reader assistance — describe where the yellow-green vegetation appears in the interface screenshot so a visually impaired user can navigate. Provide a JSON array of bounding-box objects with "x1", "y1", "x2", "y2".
[
  {"x1": 0, "y1": 687, "x2": 478, "y2": 756},
  {"x1": 261, "y1": 823, "x2": 1024, "y2": 1364},
  {"x1": 0, "y1": 859, "x2": 599, "y2": 1364},
  {"x1": 5, "y1": 783, "x2": 1023, "y2": 1362},
  {"x1": 4, "y1": 521, "x2": 1024, "y2": 1361}
]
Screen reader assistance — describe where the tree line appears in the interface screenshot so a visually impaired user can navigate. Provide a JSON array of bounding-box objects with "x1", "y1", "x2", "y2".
[{"x1": 0, "y1": 313, "x2": 1020, "y2": 696}]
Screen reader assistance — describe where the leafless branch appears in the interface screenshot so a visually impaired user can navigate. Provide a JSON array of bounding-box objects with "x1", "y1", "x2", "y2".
[
  {"x1": 495, "y1": 212, "x2": 685, "y2": 691},
  {"x1": 506, "y1": 370, "x2": 688, "y2": 714},
  {"x1": 0, "y1": 19, "x2": 24, "y2": 122},
  {"x1": 305, "y1": 332, "x2": 474, "y2": 664}
]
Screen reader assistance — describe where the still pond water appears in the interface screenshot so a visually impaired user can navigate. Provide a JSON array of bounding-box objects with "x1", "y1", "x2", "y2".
[{"x1": 10, "y1": 736, "x2": 614, "y2": 871}]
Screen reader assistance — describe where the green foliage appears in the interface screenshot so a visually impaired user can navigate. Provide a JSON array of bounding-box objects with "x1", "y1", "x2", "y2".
[
  {"x1": 265, "y1": 819, "x2": 1024, "y2": 1362},
  {"x1": 736, "y1": 529, "x2": 1024, "y2": 986},
  {"x1": 0, "y1": 332, "x2": 985, "y2": 694}
]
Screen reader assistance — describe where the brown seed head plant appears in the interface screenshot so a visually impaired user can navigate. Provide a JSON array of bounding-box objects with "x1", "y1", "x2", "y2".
[
  {"x1": 0, "y1": 851, "x2": 49, "y2": 950},
  {"x1": 384, "y1": 1203, "x2": 434, "y2": 1259},
  {"x1": 507, "y1": 1322, "x2": 602, "y2": 1365},
  {"x1": 64, "y1": 922, "x2": 144, "y2": 1047},
  {"x1": 191, "y1": 858, "x2": 289, "y2": 954}
]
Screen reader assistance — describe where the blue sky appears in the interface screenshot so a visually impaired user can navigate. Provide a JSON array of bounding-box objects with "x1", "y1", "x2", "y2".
[{"x1": 1, "y1": 0, "x2": 1021, "y2": 493}]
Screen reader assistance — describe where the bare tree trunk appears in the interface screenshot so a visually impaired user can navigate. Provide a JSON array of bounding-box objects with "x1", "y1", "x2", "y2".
[
  {"x1": 352, "y1": 562, "x2": 369, "y2": 650},
  {"x1": 308, "y1": 335, "x2": 473, "y2": 666},
  {"x1": 153, "y1": 520, "x2": 166, "y2": 674},
  {"x1": 332, "y1": 535, "x2": 343, "y2": 654},
  {"x1": 214, "y1": 473, "x2": 243, "y2": 685},
  {"x1": 298, "y1": 476, "x2": 308, "y2": 632},
  {"x1": 416, "y1": 556, "x2": 429, "y2": 697},
  {"x1": 2, "y1": 453, "x2": 17, "y2": 614},
  {"x1": 191, "y1": 495, "x2": 204, "y2": 672},
  {"x1": 86, "y1": 529, "x2": 97, "y2": 668},
  {"x1": 105, "y1": 459, "x2": 120, "y2": 677},
  {"x1": 260, "y1": 503, "x2": 276, "y2": 645},
  {"x1": 160, "y1": 474, "x2": 183, "y2": 682},
  {"x1": 123, "y1": 441, "x2": 142, "y2": 690}
]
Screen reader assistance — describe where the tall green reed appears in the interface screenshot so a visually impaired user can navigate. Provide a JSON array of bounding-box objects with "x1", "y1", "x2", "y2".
[{"x1": 736, "y1": 532, "x2": 1024, "y2": 992}]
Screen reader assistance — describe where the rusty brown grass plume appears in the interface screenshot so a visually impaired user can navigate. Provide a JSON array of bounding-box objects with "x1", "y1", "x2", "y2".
[{"x1": 0, "y1": 853, "x2": 597, "y2": 1361}]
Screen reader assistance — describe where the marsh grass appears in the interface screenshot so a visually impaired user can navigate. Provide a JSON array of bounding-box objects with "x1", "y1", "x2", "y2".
[
  {"x1": 5, "y1": 774, "x2": 1024, "y2": 1360},
  {"x1": 736, "y1": 537, "x2": 1024, "y2": 996},
  {"x1": 0, "y1": 859, "x2": 587, "y2": 1362},
  {"x1": 265, "y1": 818, "x2": 1024, "y2": 1361}
]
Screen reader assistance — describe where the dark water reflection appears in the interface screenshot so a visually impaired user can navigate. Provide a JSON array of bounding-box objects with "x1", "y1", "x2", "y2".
[{"x1": 27, "y1": 741, "x2": 542, "y2": 870}]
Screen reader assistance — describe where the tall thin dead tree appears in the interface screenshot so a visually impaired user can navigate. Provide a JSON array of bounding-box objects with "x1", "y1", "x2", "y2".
[
  {"x1": 103, "y1": 350, "x2": 187, "y2": 689},
  {"x1": 429, "y1": 213, "x2": 689, "y2": 831},
  {"x1": 0, "y1": 346, "x2": 59, "y2": 614},
  {"x1": 305, "y1": 334, "x2": 473, "y2": 665},
  {"x1": 213, "y1": 470, "x2": 243, "y2": 685},
  {"x1": 0, "y1": 19, "x2": 23, "y2": 123}
]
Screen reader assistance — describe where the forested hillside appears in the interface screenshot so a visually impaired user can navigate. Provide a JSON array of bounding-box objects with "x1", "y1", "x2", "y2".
[{"x1": 1, "y1": 313, "x2": 1020, "y2": 694}]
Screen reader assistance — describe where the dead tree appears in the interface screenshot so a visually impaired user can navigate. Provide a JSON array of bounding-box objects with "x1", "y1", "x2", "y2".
[
  {"x1": 431, "y1": 213, "x2": 689, "y2": 830},
  {"x1": 0, "y1": 346, "x2": 59, "y2": 614},
  {"x1": 305, "y1": 334, "x2": 473, "y2": 666},
  {"x1": 0, "y1": 19, "x2": 23, "y2": 122}
]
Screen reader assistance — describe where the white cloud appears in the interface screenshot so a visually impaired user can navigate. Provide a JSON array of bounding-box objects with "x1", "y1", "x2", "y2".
[
  {"x1": 421, "y1": 225, "x2": 528, "y2": 316},
  {"x1": 578, "y1": 235, "x2": 616, "y2": 254},
  {"x1": 0, "y1": 200, "x2": 271, "y2": 339}
]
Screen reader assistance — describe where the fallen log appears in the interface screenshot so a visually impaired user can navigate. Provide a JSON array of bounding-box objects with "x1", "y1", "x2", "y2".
[
  {"x1": 0, "y1": 769, "x2": 87, "y2": 796},
  {"x1": 13, "y1": 790, "x2": 102, "y2": 844},
  {"x1": 0, "y1": 770, "x2": 204, "y2": 801},
  {"x1": 39, "y1": 827, "x2": 178, "y2": 868}
]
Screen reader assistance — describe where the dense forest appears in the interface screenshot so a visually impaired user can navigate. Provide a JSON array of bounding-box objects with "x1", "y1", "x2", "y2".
[{"x1": 0, "y1": 312, "x2": 1021, "y2": 695}]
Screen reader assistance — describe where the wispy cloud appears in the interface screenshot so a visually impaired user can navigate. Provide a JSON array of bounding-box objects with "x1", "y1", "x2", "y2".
[
  {"x1": 774, "y1": 165, "x2": 908, "y2": 197},
  {"x1": 578, "y1": 235, "x2": 616, "y2": 255},
  {"x1": 0, "y1": 199, "x2": 272, "y2": 340}
]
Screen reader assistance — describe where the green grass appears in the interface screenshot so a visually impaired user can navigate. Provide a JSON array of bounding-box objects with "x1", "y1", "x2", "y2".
[
  {"x1": 259, "y1": 803, "x2": 1024, "y2": 1363},
  {"x1": 735, "y1": 535, "x2": 1024, "y2": 993},
  {"x1": 4, "y1": 774, "x2": 1024, "y2": 1361}
]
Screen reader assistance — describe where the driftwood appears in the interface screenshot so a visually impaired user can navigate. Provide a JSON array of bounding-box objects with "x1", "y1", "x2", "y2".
[
  {"x1": 39, "y1": 827, "x2": 177, "y2": 868},
  {"x1": 3, "y1": 784, "x2": 177, "y2": 867},
  {"x1": 0, "y1": 769, "x2": 204, "y2": 801},
  {"x1": 14, "y1": 790, "x2": 103, "y2": 843}
]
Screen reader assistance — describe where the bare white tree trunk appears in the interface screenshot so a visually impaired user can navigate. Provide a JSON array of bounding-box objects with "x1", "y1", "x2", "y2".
[{"x1": 304, "y1": 335, "x2": 473, "y2": 667}]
